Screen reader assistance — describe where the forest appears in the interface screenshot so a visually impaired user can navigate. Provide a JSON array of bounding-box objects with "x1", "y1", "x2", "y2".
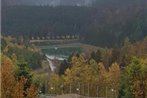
[
  {"x1": 1, "y1": 36, "x2": 147, "y2": 98},
  {"x1": 1, "y1": 0, "x2": 147, "y2": 98},
  {"x1": 2, "y1": 1, "x2": 147, "y2": 47}
]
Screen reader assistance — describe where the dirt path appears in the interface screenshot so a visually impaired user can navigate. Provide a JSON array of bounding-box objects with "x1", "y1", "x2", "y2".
[{"x1": 40, "y1": 94, "x2": 105, "y2": 98}]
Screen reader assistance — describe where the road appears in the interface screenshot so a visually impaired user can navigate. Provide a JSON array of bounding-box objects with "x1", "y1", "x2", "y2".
[{"x1": 39, "y1": 94, "x2": 106, "y2": 98}]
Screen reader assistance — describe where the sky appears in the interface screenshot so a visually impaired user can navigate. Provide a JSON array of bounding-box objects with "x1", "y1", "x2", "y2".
[{"x1": 2, "y1": 0, "x2": 95, "y2": 6}]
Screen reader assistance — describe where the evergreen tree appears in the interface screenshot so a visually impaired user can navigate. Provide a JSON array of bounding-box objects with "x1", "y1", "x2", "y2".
[
  {"x1": 59, "y1": 60, "x2": 69, "y2": 75},
  {"x1": 15, "y1": 63, "x2": 33, "y2": 97},
  {"x1": 120, "y1": 57, "x2": 147, "y2": 98}
]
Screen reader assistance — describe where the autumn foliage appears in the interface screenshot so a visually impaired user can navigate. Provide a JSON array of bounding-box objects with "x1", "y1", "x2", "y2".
[{"x1": 1, "y1": 55, "x2": 38, "y2": 98}]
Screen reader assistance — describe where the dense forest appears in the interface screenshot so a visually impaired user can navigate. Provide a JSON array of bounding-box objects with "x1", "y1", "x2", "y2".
[
  {"x1": 1, "y1": 36, "x2": 147, "y2": 98},
  {"x1": 2, "y1": 0, "x2": 147, "y2": 47}
]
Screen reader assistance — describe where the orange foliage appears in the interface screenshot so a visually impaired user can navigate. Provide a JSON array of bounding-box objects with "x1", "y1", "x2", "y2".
[
  {"x1": 1, "y1": 55, "x2": 16, "y2": 98},
  {"x1": 26, "y1": 84, "x2": 38, "y2": 98},
  {"x1": 12, "y1": 78, "x2": 25, "y2": 98},
  {"x1": 1, "y1": 55, "x2": 38, "y2": 98}
]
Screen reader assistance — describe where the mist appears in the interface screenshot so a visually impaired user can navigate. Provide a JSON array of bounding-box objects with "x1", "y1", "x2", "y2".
[{"x1": 2, "y1": 0, "x2": 95, "y2": 6}]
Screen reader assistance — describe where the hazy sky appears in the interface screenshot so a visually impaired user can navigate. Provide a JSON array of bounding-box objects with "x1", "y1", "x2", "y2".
[{"x1": 2, "y1": 0, "x2": 95, "y2": 6}]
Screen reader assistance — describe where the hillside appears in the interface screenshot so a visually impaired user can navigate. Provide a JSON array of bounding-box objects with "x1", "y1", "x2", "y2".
[{"x1": 2, "y1": 4, "x2": 147, "y2": 47}]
